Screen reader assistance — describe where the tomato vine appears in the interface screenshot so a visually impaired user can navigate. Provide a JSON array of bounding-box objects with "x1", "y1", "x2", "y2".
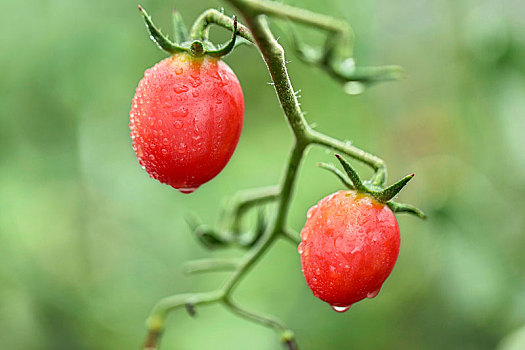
[{"x1": 136, "y1": 1, "x2": 424, "y2": 349}]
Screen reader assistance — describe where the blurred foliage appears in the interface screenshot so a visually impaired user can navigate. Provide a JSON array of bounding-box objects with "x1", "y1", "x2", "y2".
[{"x1": 1, "y1": 0, "x2": 525, "y2": 349}]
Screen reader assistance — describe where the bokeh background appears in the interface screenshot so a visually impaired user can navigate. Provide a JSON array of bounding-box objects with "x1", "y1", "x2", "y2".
[{"x1": 1, "y1": 0, "x2": 525, "y2": 349}]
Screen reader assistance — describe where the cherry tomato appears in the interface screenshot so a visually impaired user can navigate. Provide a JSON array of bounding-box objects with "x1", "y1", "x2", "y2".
[
  {"x1": 129, "y1": 53, "x2": 244, "y2": 193},
  {"x1": 299, "y1": 190, "x2": 400, "y2": 312}
]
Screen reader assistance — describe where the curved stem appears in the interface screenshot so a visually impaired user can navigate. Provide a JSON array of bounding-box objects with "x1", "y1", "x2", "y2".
[
  {"x1": 226, "y1": 185, "x2": 280, "y2": 233},
  {"x1": 190, "y1": 8, "x2": 254, "y2": 42}
]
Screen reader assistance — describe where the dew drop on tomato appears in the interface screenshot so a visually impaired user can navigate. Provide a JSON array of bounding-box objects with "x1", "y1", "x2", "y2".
[
  {"x1": 331, "y1": 305, "x2": 351, "y2": 313},
  {"x1": 366, "y1": 289, "x2": 380, "y2": 299},
  {"x1": 178, "y1": 187, "x2": 197, "y2": 194}
]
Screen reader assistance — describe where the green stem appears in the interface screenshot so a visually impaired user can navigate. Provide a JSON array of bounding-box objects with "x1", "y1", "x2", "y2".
[{"x1": 183, "y1": 258, "x2": 239, "y2": 274}]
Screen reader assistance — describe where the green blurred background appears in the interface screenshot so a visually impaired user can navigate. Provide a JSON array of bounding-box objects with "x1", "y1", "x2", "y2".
[{"x1": 1, "y1": 0, "x2": 525, "y2": 349}]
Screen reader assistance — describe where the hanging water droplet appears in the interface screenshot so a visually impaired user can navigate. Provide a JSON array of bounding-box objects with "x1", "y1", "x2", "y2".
[
  {"x1": 331, "y1": 305, "x2": 351, "y2": 313},
  {"x1": 297, "y1": 242, "x2": 304, "y2": 254},
  {"x1": 366, "y1": 289, "x2": 380, "y2": 299},
  {"x1": 178, "y1": 187, "x2": 197, "y2": 194},
  {"x1": 343, "y1": 81, "x2": 365, "y2": 95}
]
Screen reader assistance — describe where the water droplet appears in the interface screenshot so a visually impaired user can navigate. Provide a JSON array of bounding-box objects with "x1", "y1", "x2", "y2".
[
  {"x1": 340, "y1": 58, "x2": 356, "y2": 72},
  {"x1": 175, "y1": 67, "x2": 183, "y2": 75},
  {"x1": 343, "y1": 81, "x2": 365, "y2": 95},
  {"x1": 178, "y1": 143, "x2": 187, "y2": 153},
  {"x1": 174, "y1": 120, "x2": 183, "y2": 129},
  {"x1": 148, "y1": 154, "x2": 155, "y2": 161},
  {"x1": 307, "y1": 205, "x2": 318, "y2": 219},
  {"x1": 366, "y1": 289, "x2": 380, "y2": 299},
  {"x1": 331, "y1": 305, "x2": 351, "y2": 313},
  {"x1": 158, "y1": 119, "x2": 163, "y2": 126},
  {"x1": 174, "y1": 85, "x2": 189, "y2": 94},
  {"x1": 171, "y1": 107, "x2": 189, "y2": 118},
  {"x1": 315, "y1": 268, "x2": 321, "y2": 276},
  {"x1": 178, "y1": 187, "x2": 197, "y2": 194},
  {"x1": 191, "y1": 78, "x2": 201, "y2": 88},
  {"x1": 297, "y1": 242, "x2": 304, "y2": 254},
  {"x1": 161, "y1": 148, "x2": 168, "y2": 155}
]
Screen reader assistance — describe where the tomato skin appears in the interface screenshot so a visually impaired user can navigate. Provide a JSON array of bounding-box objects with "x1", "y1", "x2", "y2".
[
  {"x1": 299, "y1": 190, "x2": 400, "y2": 309},
  {"x1": 129, "y1": 53, "x2": 244, "y2": 193}
]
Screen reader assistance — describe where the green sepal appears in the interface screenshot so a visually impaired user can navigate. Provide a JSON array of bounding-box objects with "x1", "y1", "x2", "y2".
[
  {"x1": 206, "y1": 16, "x2": 238, "y2": 58},
  {"x1": 238, "y1": 207, "x2": 268, "y2": 248},
  {"x1": 317, "y1": 162, "x2": 354, "y2": 189},
  {"x1": 387, "y1": 201, "x2": 426, "y2": 219},
  {"x1": 172, "y1": 9, "x2": 188, "y2": 43},
  {"x1": 334, "y1": 154, "x2": 367, "y2": 192},
  {"x1": 372, "y1": 173, "x2": 414, "y2": 203},
  {"x1": 233, "y1": 36, "x2": 253, "y2": 49},
  {"x1": 138, "y1": 5, "x2": 185, "y2": 54},
  {"x1": 185, "y1": 213, "x2": 228, "y2": 249},
  {"x1": 320, "y1": 154, "x2": 425, "y2": 220}
]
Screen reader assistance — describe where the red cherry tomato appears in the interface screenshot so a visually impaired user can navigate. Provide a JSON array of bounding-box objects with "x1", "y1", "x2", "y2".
[
  {"x1": 299, "y1": 190, "x2": 400, "y2": 312},
  {"x1": 129, "y1": 53, "x2": 244, "y2": 193}
]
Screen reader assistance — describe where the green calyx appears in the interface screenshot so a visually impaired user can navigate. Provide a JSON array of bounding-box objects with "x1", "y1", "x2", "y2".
[
  {"x1": 318, "y1": 154, "x2": 426, "y2": 219},
  {"x1": 287, "y1": 24, "x2": 405, "y2": 95},
  {"x1": 138, "y1": 5, "x2": 240, "y2": 58}
]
